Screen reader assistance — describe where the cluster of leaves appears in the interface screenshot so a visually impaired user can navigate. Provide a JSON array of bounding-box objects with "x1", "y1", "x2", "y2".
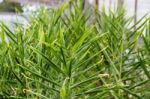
[{"x1": 0, "y1": 0, "x2": 150, "y2": 98}]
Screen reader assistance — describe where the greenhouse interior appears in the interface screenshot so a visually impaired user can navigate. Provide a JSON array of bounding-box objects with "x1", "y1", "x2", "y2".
[{"x1": 0, "y1": 0, "x2": 150, "y2": 99}]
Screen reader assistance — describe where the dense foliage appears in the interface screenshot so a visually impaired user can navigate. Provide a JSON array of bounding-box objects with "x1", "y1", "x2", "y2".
[{"x1": 0, "y1": 0, "x2": 150, "y2": 98}]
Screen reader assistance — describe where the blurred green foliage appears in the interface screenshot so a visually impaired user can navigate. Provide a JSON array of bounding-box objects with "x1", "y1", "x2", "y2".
[{"x1": 0, "y1": 0, "x2": 22, "y2": 12}]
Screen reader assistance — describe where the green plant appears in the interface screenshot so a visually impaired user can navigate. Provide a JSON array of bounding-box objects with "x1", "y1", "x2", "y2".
[{"x1": 0, "y1": 0, "x2": 149, "y2": 99}]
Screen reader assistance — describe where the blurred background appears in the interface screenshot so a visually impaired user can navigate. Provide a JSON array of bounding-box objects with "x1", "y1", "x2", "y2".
[{"x1": 0, "y1": 0, "x2": 149, "y2": 27}]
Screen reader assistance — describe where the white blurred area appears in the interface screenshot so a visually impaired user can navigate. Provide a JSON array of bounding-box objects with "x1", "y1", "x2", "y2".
[
  {"x1": 0, "y1": 13, "x2": 28, "y2": 28},
  {"x1": 0, "y1": 0, "x2": 3, "y2": 3},
  {"x1": 89, "y1": 0, "x2": 150, "y2": 19},
  {"x1": 0, "y1": 0, "x2": 149, "y2": 28}
]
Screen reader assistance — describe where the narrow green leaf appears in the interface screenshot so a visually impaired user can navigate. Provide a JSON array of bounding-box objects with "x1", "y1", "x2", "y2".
[
  {"x1": 18, "y1": 64, "x2": 61, "y2": 87},
  {"x1": 71, "y1": 76, "x2": 99, "y2": 89},
  {"x1": 29, "y1": 46, "x2": 66, "y2": 76}
]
